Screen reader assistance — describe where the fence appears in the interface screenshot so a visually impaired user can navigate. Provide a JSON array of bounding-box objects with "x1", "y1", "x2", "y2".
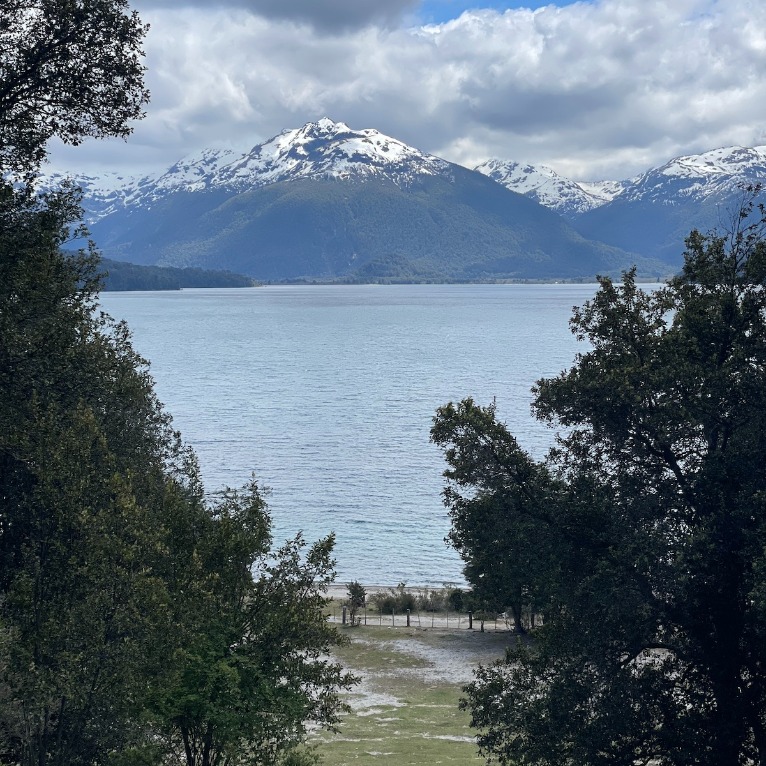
[{"x1": 327, "y1": 606, "x2": 518, "y2": 632}]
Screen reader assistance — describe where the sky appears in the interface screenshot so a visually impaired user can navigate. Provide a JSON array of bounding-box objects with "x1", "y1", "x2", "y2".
[{"x1": 47, "y1": 0, "x2": 766, "y2": 182}]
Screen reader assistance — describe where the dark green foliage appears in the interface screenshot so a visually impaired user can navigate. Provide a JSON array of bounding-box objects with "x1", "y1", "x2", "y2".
[
  {"x1": 153, "y1": 484, "x2": 356, "y2": 766},
  {"x1": 0, "y1": 182, "x2": 185, "y2": 766},
  {"x1": 346, "y1": 581, "x2": 366, "y2": 625},
  {"x1": 0, "y1": 182, "x2": 355, "y2": 766},
  {"x1": 435, "y1": 193, "x2": 766, "y2": 766},
  {"x1": 431, "y1": 398, "x2": 559, "y2": 632},
  {"x1": 1, "y1": 4, "x2": 155, "y2": 757},
  {"x1": 88, "y1": 172, "x2": 667, "y2": 282},
  {"x1": 0, "y1": 0, "x2": 148, "y2": 176},
  {"x1": 0, "y1": 5, "x2": 353, "y2": 762},
  {"x1": 99, "y1": 258, "x2": 256, "y2": 290}
]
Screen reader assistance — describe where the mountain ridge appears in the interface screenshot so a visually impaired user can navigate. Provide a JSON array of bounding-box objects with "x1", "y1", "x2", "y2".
[
  {"x1": 45, "y1": 126, "x2": 766, "y2": 226},
  {"x1": 475, "y1": 146, "x2": 766, "y2": 216},
  {"x1": 48, "y1": 118, "x2": 751, "y2": 279},
  {"x1": 41, "y1": 118, "x2": 456, "y2": 223}
]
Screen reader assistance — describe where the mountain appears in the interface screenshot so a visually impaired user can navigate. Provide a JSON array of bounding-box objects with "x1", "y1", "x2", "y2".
[
  {"x1": 55, "y1": 119, "x2": 661, "y2": 282},
  {"x1": 473, "y1": 159, "x2": 623, "y2": 217},
  {"x1": 476, "y1": 146, "x2": 766, "y2": 265},
  {"x1": 572, "y1": 146, "x2": 766, "y2": 263}
]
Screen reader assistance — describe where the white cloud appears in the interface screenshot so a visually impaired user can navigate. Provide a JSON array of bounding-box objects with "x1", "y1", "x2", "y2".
[{"x1": 48, "y1": 0, "x2": 766, "y2": 182}]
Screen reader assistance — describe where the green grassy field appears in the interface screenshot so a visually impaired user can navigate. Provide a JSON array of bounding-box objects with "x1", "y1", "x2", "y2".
[{"x1": 313, "y1": 625, "x2": 513, "y2": 765}]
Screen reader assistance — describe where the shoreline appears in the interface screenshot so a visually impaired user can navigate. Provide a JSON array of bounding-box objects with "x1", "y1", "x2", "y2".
[{"x1": 325, "y1": 583, "x2": 461, "y2": 599}]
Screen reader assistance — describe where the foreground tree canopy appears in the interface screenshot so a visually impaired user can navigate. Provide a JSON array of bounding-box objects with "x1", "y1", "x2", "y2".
[
  {"x1": 0, "y1": 3, "x2": 354, "y2": 766},
  {"x1": 432, "y1": 196, "x2": 766, "y2": 766},
  {"x1": 0, "y1": 0, "x2": 148, "y2": 176}
]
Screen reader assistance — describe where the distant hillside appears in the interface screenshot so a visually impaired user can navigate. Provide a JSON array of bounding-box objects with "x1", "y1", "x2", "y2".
[
  {"x1": 51, "y1": 119, "x2": 664, "y2": 283},
  {"x1": 571, "y1": 147, "x2": 766, "y2": 263},
  {"x1": 476, "y1": 146, "x2": 766, "y2": 265},
  {"x1": 89, "y1": 170, "x2": 659, "y2": 282},
  {"x1": 99, "y1": 258, "x2": 255, "y2": 291}
]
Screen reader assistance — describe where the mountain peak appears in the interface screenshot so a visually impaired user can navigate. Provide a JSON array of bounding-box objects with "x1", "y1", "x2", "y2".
[
  {"x1": 298, "y1": 117, "x2": 350, "y2": 135},
  {"x1": 145, "y1": 119, "x2": 453, "y2": 200},
  {"x1": 50, "y1": 119, "x2": 454, "y2": 224},
  {"x1": 242, "y1": 119, "x2": 450, "y2": 186},
  {"x1": 474, "y1": 158, "x2": 620, "y2": 217},
  {"x1": 617, "y1": 145, "x2": 766, "y2": 204},
  {"x1": 476, "y1": 144, "x2": 766, "y2": 217}
]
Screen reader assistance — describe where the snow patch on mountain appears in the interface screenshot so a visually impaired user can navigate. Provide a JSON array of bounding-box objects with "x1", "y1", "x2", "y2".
[
  {"x1": 41, "y1": 119, "x2": 455, "y2": 224},
  {"x1": 207, "y1": 118, "x2": 451, "y2": 189},
  {"x1": 473, "y1": 159, "x2": 620, "y2": 217},
  {"x1": 578, "y1": 179, "x2": 626, "y2": 203},
  {"x1": 617, "y1": 146, "x2": 766, "y2": 204}
]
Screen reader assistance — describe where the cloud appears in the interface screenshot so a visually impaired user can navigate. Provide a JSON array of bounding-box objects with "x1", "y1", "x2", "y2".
[
  {"x1": 133, "y1": 0, "x2": 419, "y2": 33},
  {"x1": 49, "y1": 0, "x2": 766, "y2": 182}
]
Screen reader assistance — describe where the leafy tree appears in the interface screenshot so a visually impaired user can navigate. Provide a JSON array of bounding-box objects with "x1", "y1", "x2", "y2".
[
  {"x1": 0, "y1": 0, "x2": 148, "y2": 176},
  {"x1": 436, "y1": 195, "x2": 766, "y2": 766},
  {"x1": 0, "y1": 5, "x2": 354, "y2": 766},
  {"x1": 152, "y1": 482, "x2": 355, "y2": 766},
  {"x1": 346, "y1": 581, "x2": 366, "y2": 625},
  {"x1": 0, "y1": 181, "x2": 192, "y2": 766},
  {"x1": 431, "y1": 398, "x2": 558, "y2": 632},
  {"x1": 0, "y1": 0, "x2": 156, "y2": 751}
]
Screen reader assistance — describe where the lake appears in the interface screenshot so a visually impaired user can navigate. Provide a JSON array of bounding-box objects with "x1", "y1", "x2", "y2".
[{"x1": 100, "y1": 283, "x2": 596, "y2": 587}]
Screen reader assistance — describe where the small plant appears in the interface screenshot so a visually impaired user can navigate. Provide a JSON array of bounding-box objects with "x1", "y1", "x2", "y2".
[{"x1": 346, "y1": 581, "x2": 366, "y2": 625}]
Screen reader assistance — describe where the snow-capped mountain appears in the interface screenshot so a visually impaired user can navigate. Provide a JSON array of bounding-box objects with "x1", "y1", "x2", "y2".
[
  {"x1": 63, "y1": 118, "x2": 648, "y2": 282},
  {"x1": 475, "y1": 145, "x2": 766, "y2": 221},
  {"x1": 209, "y1": 118, "x2": 451, "y2": 187},
  {"x1": 49, "y1": 119, "x2": 765, "y2": 277},
  {"x1": 473, "y1": 159, "x2": 623, "y2": 216},
  {"x1": 51, "y1": 119, "x2": 766, "y2": 234},
  {"x1": 45, "y1": 119, "x2": 455, "y2": 224},
  {"x1": 613, "y1": 145, "x2": 766, "y2": 204},
  {"x1": 141, "y1": 118, "x2": 452, "y2": 195},
  {"x1": 571, "y1": 146, "x2": 766, "y2": 263}
]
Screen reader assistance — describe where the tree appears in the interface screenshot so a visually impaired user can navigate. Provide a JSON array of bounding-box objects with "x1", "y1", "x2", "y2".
[
  {"x1": 0, "y1": 5, "x2": 354, "y2": 765},
  {"x1": 435, "y1": 194, "x2": 766, "y2": 766},
  {"x1": 0, "y1": 2, "x2": 159, "y2": 754},
  {"x1": 152, "y1": 482, "x2": 356, "y2": 766},
  {"x1": 0, "y1": 0, "x2": 148, "y2": 176},
  {"x1": 431, "y1": 398, "x2": 559, "y2": 632},
  {"x1": 0, "y1": 181, "x2": 193, "y2": 766},
  {"x1": 346, "y1": 581, "x2": 366, "y2": 625}
]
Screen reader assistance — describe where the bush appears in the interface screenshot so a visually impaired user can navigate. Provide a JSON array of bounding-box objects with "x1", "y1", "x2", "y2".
[
  {"x1": 368, "y1": 584, "x2": 473, "y2": 614},
  {"x1": 369, "y1": 583, "x2": 416, "y2": 614}
]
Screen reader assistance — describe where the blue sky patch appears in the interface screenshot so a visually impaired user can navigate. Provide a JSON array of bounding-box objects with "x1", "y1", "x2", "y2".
[{"x1": 417, "y1": 0, "x2": 581, "y2": 24}]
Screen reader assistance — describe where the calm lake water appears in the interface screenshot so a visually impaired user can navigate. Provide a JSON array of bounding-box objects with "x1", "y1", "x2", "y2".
[{"x1": 100, "y1": 283, "x2": 597, "y2": 587}]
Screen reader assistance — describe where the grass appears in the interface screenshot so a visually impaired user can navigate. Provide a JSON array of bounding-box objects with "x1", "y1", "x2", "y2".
[{"x1": 313, "y1": 624, "x2": 513, "y2": 765}]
